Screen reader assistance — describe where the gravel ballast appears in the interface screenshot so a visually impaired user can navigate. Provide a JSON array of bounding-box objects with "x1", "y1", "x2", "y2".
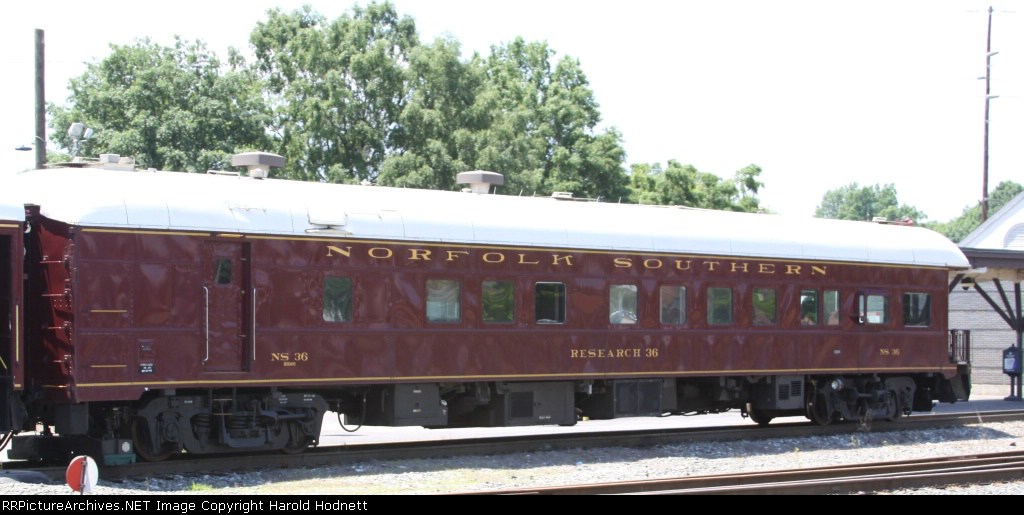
[{"x1": 3, "y1": 420, "x2": 1024, "y2": 495}]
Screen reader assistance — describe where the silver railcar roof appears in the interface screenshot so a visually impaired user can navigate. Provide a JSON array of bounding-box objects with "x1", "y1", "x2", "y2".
[{"x1": 8, "y1": 167, "x2": 970, "y2": 269}]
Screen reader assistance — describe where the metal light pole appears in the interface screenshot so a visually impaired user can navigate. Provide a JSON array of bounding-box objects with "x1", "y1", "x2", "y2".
[
  {"x1": 982, "y1": 6, "x2": 996, "y2": 222},
  {"x1": 34, "y1": 28, "x2": 46, "y2": 170}
]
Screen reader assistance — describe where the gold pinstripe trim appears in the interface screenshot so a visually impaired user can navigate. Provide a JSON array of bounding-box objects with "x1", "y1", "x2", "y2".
[
  {"x1": 89, "y1": 364, "x2": 127, "y2": 368},
  {"x1": 82, "y1": 228, "x2": 199, "y2": 237},
  {"x1": 14, "y1": 304, "x2": 18, "y2": 363},
  {"x1": 89, "y1": 309, "x2": 128, "y2": 314},
  {"x1": 74, "y1": 366, "x2": 949, "y2": 388},
  {"x1": 0, "y1": 224, "x2": 19, "y2": 229},
  {"x1": 76, "y1": 228, "x2": 956, "y2": 271}
]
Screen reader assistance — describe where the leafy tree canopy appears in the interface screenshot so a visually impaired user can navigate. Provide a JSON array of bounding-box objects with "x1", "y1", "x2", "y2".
[
  {"x1": 49, "y1": 1, "x2": 762, "y2": 214},
  {"x1": 251, "y1": 2, "x2": 418, "y2": 183},
  {"x1": 49, "y1": 37, "x2": 271, "y2": 172},
  {"x1": 628, "y1": 162, "x2": 764, "y2": 212},
  {"x1": 927, "y1": 181, "x2": 1024, "y2": 242},
  {"x1": 814, "y1": 183, "x2": 925, "y2": 223}
]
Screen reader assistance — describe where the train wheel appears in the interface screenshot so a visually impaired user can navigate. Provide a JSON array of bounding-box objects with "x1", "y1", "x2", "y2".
[
  {"x1": 884, "y1": 391, "x2": 902, "y2": 422},
  {"x1": 280, "y1": 422, "x2": 310, "y2": 455},
  {"x1": 132, "y1": 417, "x2": 174, "y2": 462},
  {"x1": 807, "y1": 393, "x2": 832, "y2": 426},
  {"x1": 745, "y1": 403, "x2": 774, "y2": 426}
]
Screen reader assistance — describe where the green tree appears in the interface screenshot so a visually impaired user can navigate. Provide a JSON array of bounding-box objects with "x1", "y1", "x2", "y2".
[
  {"x1": 251, "y1": 2, "x2": 418, "y2": 183},
  {"x1": 377, "y1": 37, "x2": 489, "y2": 190},
  {"x1": 928, "y1": 181, "x2": 1024, "y2": 242},
  {"x1": 473, "y1": 38, "x2": 630, "y2": 200},
  {"x1": 814, "y1": 183, "x2": 925, "y2": 222},
  {"x1": 627, "y1": 163, "x2": 661, "y2": 205},
  {"x1": 49, "y1": 38, "x2": 270, "y2": 171},
  {"x1": 627, "y1": 161, "x2": 764, "y2": 212}
]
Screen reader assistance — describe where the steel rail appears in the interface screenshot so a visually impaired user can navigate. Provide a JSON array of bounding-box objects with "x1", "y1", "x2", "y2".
[
  {"x1": 12, "y1": 409, "x2": 1024, "y2": 484},
  {"x1": 480, "y1": 451, "x2": 1024, "y2": 495}
]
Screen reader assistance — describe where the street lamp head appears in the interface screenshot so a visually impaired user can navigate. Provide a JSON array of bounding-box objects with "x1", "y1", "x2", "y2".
[
  {"x1": 68, "y1": 123, "x2": 84, "y2": 140},
  {"x1": 14, "y1": 145, "x2": 31, "y2": 152}
]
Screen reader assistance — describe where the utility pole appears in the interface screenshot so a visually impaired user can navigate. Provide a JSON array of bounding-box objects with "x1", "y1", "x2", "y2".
[
  {"x1": 982, "y1": 6, "x2": 995, "y2": 222},
  {"x1": 34, "y1": 29, "x2": 45, "y2": 170}
]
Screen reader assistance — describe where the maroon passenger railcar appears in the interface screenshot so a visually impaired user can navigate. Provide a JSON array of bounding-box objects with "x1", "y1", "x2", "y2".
[{"x1": 1, "y1": 154, "x2": 971, "y2": 463}]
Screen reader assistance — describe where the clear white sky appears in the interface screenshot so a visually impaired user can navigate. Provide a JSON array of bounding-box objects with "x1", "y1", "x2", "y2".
[{"x1": 3, "y1": 0, "x2": 1022, "y2": 222}]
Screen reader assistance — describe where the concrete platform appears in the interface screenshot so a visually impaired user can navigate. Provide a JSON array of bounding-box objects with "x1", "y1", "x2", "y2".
[{"x1": 312, "y1": 393, "x2": 1020, "y2": 448}]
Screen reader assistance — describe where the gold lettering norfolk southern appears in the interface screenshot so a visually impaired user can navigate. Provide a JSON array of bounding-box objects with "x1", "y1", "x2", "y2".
[{"x1": 326, "y1": 245, "x2": 827, "y2": 276}]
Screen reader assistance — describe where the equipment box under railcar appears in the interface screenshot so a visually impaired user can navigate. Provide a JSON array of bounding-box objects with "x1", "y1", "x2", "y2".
[
  {"x1": 578, "y1": 379, "x2": 669, "y2": 419},
  {"x1": 475, "y1": 381, "x2": 576, "y2": 426},
  {"x1": 360, "y1": 384, "x2": 448, "y2": 427}
]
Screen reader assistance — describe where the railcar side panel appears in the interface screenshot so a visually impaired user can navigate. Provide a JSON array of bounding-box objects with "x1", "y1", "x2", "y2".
[{"x1": 52, "y1": 229, "x2": 957, "y2": 405}]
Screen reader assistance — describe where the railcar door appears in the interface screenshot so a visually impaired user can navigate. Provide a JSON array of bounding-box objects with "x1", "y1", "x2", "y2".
[
  {"x1": 0, "y1": 224, "x2": 23, "y2": 429},
  {"x1": 202, "y1": 241, "x2": 251, "y2": 372}
]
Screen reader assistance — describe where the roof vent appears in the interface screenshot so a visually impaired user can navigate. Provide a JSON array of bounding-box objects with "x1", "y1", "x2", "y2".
[
  {"x1": 551, "y1": 192, "x2": 574, "y2": 200},
  {"x1": 456, "y1": 170, "x2": 504, "y2": 194},
  {"x1": 231, "y1": 152, "x2": 285, "y2": 179}
]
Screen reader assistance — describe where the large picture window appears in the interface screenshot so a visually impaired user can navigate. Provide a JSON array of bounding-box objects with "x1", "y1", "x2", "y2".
[
  {"x1": 800, "y1": 289, "x2": 819, "y2": 326},
  {"x1": 752, "y1": 288, "x2": 776, "y2": 325},
  {"x1": 824, "y1": 290, "x2": 840, "y2": 326},
  {"x1": 859, "y1": 293, "x2": 889, "y2": 324},
  {"x1": 707, "y1": 287, "x2": 733, "y2": 325},
  {"x1": 535, "y1": 282, "x2": 566, "y2": 324},
  {"x1": 904, "y1": 292, "x2": 931, "y2": 327},
  {"x1": 323, "y1": 276, "x2": 353, "y2": 322},
  {"x1": 660, "y1": 286, "x2": 686, "y2": 325},
  {"x1": 610, "y1": 284, "x2": 638, "y2": 324},
  {"x1": 483, "y1": 280, "x2": 515, "y2": 323},
  {"x1": 426, "y1": 279, "x2": 461, "y2": 323}
]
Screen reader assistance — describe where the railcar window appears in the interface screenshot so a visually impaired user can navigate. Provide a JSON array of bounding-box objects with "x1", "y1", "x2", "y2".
[
  {"x1": 214, "y1": 259, "x2": 232, "y2": 285},
  {"x1": 659, "y1": 286, "x2": 686, "y2": 325},
  {"x1": 707, "y1": 287, "x2": 733, "y2": 325},
  {"x1": 483, "y1": 280, "x2": 515, "y2": 323},
  {"x1": 427, "y1": 279, "x2": 461, "y2": 323},
  {"x1": 752, "y1": 288, "x2": 776, "y2": 325},
  {"x1": 858, "y1": 294, "x2": 890, "y2": 324},
  {"x1": 535, "y1": 282, "x2": 566, "y2": 324},
  {"x1": 903, "y1": 292, "x2": 931, "y2": 327},
  {"x1": 824, "y1": 290, "x2": 840, "y2": 326},
  {"x1": 323, "y1": 276, "x2": 353, "y2": 322},
  {"x1": 800, "y1": 289, "x2": 819, "y2": 325},
  {"x1": 610, "y1": 285, "x2": 638, "y2": 324}
]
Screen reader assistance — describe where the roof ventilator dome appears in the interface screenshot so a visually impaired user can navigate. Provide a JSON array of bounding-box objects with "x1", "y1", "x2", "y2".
[
  {"x1": 231, "y1": 152, "x2": 286, "y2": 179},
  {"x1": 456, "y1": 171, "x2": 504, "y2": 194}
]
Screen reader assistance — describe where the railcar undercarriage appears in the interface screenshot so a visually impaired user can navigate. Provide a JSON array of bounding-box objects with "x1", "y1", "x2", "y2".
[
  {"x1": 8, "y1": 388, "x2": 328, "y2": 463},
  {"x1": 5, "y1": 370, "x2": 968, "y2": 463}
]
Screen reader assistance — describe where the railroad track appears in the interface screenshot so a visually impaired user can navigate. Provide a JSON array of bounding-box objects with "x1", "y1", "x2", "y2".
[
  {"x1": 476, "y1": 450, "x2": 1024, "y2": 495},
  {"x1": 11, "y1": 409, "x2": 1024, "y2": 484}
]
